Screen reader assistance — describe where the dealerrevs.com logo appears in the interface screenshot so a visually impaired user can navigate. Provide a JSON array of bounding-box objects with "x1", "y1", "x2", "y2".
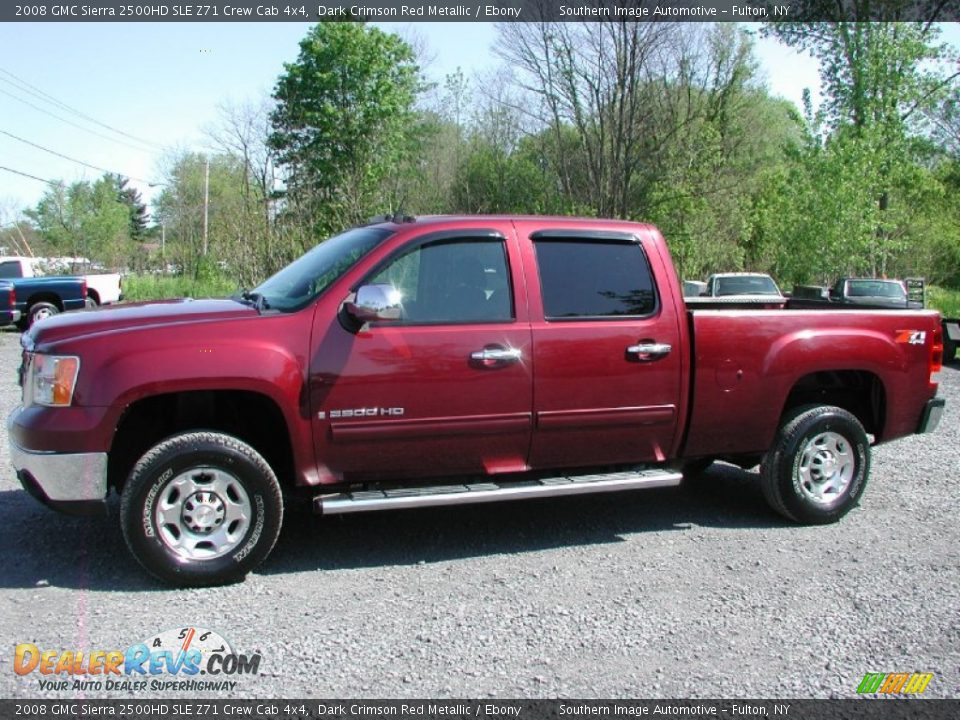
[
  {"x1": 13, "y1": 627, "x2": 261, "y2": 692},
  {"x1": 856, "y1": 672, "x2": 933, "y2": 695}
]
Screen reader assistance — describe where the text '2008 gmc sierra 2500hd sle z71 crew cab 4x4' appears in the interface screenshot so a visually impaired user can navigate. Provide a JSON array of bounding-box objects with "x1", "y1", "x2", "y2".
[{"x1": 8, "y1": 216, "x2": 946, "y2": 586}]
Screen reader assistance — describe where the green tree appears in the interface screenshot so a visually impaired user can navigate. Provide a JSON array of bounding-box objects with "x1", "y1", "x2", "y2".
[
  {"x1": 765, "y1": 18, "x2": 960, "y2": 277},
  {"x1": 154, "y1": 151, "x2": 248, "y2": 281},
  {"x1": 26, "y1": 175, "x2": 131, "y2": 265},
  {"x1": 269, "y1": 22, "x2": 421, "y2": 236},
  {"x1": 110, "y1": 175, "x2": 150, "y2": 241}
]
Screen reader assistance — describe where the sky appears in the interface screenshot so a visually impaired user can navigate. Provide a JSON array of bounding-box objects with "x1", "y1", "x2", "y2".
[{"x1": 0, "y1": 21, "x2": 955, "y2": 222}]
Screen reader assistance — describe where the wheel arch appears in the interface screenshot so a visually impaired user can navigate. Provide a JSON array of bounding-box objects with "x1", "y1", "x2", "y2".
[
  {"x1": 780, "y1": 370, "x2": 886, "y2": 439},
  {"x1": 26, "y1": 293, "x2": 64, "y2": 312},
  {"x1": 108, "y1": 389, "x2": 296, "y2": 495}
]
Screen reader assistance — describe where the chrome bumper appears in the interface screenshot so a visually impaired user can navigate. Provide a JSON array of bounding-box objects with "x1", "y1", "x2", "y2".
[{"x1": 8, "y1": 409, "x2": 108, "y2": 510}]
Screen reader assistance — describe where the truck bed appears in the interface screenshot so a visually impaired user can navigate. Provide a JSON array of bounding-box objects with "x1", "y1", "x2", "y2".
[{"x1": 683, "y1": 307, "x2": 942, "y2": 458}]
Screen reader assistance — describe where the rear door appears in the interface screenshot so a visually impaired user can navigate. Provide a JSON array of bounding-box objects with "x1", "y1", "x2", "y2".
[{"x1": 518, "y1": 224, "x2": 683, "y2": 469}]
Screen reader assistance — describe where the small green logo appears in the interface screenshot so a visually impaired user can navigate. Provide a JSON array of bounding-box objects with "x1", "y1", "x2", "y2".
[{"x1": 856, "y1": 672, "x2": 933, "y2": 695}]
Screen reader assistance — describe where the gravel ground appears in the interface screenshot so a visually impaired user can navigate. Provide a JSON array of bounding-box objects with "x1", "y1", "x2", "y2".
[{"x1": 0, "y1": 326, "x2": 956, "y2": 699}]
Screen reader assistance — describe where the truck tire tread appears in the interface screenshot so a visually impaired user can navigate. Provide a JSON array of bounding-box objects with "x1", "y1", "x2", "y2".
[
  {"x1": 120, "y1": 431, "x2": 283, "y2": 587},
  {"x1": 760, "y1": 405, "x2": 869, "y2": 525}
]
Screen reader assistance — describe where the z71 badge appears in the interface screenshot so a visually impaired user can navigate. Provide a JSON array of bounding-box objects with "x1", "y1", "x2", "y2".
[
  {"x1": 895, "y1": 330, "x2": 927, "y2": 345},
  {"x1": 318, "y1": 407, "x2": 405, "y2": 419}
]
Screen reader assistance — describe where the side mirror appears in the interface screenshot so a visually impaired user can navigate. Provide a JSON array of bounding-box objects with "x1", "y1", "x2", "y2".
[{"x1": 345, "y1": 284, "x2": 403, "y2": 323}]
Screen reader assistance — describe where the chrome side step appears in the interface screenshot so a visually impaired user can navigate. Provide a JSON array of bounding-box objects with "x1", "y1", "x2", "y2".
[{"x1": 315, "y1": 468, "x2": 683, "y2": 515}]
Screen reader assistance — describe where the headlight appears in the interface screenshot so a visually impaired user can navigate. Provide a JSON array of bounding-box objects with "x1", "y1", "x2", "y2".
[{"x1": 25, "y1": 354, "x2": 80, "y2": 407}]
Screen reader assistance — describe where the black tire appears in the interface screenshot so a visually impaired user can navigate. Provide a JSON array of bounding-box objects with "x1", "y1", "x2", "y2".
[
  {"x1": 28, "y1": 301, "x2": 59, "y2": 327},
  {"x1": 760, "y1": 405, "x2": 870, "y2": 524},
  {"x1": 120, "y1": 431, "x2": 283, "y2": 587}
]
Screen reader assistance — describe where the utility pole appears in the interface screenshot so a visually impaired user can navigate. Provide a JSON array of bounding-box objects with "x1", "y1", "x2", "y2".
[
  {"x1": 202, "y1": 156, "x2": 210, "y2": 256},
  {"x1": 160, "y1": 221, "x2": 165, "y2": 257}
]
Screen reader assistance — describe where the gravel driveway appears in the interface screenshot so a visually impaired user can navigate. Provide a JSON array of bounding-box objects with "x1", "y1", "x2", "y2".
[{"x1": 1, "y1": 327, "x2": 956, "y2": 699}]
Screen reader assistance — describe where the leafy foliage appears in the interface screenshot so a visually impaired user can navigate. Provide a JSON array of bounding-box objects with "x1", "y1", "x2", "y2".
[
  {"x1": 25, "y1": 176, "x2": 132, "y2": 265},
  {"x1": 269, "y1": 22, "x2": 421, "y2": 235}
]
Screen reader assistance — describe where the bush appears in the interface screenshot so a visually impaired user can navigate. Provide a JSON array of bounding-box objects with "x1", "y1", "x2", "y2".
[
  {"x1": 926, "y1": 286, "x2": 960, "y2": 318},
  {"x1": 123, "y1": 273, "x2": 238, "y2": 302}
]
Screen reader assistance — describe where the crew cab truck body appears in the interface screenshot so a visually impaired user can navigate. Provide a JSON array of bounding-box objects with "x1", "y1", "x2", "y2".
[
  {"x1": 7, "y1": 217, "x2": 945, "y2": 586},
  {"x1": 0, "y1": 257, "x2": 89, "y2": 327}
]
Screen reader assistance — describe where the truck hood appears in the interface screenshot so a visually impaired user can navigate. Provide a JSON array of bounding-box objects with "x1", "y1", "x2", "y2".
[{"x1": 27, "y1": 298, "x2": 259, "y2": 347}]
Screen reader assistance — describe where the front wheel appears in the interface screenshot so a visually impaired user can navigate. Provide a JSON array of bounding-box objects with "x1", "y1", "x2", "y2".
[
  {"x1": 120, "y1": 432, "x2": 283, "y2": 586},
  {"x1": 760, "y1": 405, "x2": 870, "y2": 524}
]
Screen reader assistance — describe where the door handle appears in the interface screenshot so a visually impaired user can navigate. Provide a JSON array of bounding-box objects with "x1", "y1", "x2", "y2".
[
  {"x1": 626, "y1": 342, "x2": 672, "y2": 361},
  {"x1": 471, "y1": 347, "x2": 523, "y2": 364}
]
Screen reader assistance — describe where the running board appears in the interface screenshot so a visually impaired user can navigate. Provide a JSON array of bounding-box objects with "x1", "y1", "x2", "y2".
[{"x1": 315, "y1": 468, "x2": 683, "y2": 515}]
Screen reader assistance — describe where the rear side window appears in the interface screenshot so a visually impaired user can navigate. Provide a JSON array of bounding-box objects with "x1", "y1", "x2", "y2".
[
  {"x1": 0, "y1": 261, "x2": 22, "y2": 279},
  {"x1": 534, "y1": 240, "x2": 657, "y2": 319}
]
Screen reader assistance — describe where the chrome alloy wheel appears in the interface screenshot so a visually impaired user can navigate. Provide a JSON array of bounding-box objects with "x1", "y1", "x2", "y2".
[
  {"x1": 33, "y1": 307, "x2": 53, "y2": 321},
  {"x1": 796, "y1": 431, "x2": 855, "y2": 506},
  {"x1": 154, "y1": 467, "x2": 251, "y2": 560}
]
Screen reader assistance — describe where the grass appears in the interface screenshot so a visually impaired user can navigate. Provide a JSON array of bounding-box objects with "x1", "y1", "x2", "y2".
[
  {"x1": 122, "y1": 274, "x2": 239, "y2": 303},
  {"x1": 926, "y1": 285, "x2": 960, "y2": 319}
]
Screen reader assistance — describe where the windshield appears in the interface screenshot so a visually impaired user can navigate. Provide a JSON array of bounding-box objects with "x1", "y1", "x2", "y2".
[
  {"x1": 715, "y1": 275, "x2": 781, "y2": 296},
  {"x1": 846, "y1": 280, "x2": 906, "y2": 299},
  {"x1": 251, "y1": 227, "x2": 393, "y2": 311}
]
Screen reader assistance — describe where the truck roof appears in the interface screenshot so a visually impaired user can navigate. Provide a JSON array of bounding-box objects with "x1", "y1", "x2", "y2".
[{"x1": 365, "y1": 214, "x2": 659, "y2": 233}]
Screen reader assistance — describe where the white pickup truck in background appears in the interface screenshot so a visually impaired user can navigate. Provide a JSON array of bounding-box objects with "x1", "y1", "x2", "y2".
[{"x1": 0, "y1": 256, "x2": 123, "y2": 306}]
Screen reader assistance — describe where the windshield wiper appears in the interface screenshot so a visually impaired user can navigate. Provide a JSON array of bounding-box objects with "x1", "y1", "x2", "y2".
[{"x1": 235, "y1": 290, "x2": 270, "y2": 313}]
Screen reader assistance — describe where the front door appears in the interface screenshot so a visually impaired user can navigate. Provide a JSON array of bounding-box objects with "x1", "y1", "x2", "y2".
[{"x1": 311, "y1": 228, "x2": 533, "y2": 482}]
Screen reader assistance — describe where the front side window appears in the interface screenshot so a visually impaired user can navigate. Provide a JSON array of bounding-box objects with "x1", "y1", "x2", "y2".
[
  {"x1": 370, "y1": 238, "x2": 513, "y2": 323},
  {"x1": 534, "y1": 239, "x2": 657, "y2": 319}
]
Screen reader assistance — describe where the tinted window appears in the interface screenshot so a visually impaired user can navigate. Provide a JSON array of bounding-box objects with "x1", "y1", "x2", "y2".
[
  {"x1": 534, "y1": 240, "x2": 656, "y2": 318},
  {"x1": 847, "y1": 280, "x2": 906, "y2": 299},
  {"x1": 715, "y1": 275, "x2": 781, "y2": 296},
  {"x1": 371, "y1": 238, "x2": 513, "y2": 323},
  {"x1": 0, "y1": 261, "x2": 22, "y2": 279}
]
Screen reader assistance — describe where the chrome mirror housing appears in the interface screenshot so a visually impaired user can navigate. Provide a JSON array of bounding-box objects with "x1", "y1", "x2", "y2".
[{"x1": 346, "y1": 284, "x2": 403, "y2": 323}]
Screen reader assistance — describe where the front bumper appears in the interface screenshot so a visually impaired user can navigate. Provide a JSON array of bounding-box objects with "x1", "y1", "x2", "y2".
[
  {"x1": 917, "y1": 398, "x2": 946, "y2": 434},
  {"x1": 8, "y1": 410, "x2": 108, "y2": 514}
]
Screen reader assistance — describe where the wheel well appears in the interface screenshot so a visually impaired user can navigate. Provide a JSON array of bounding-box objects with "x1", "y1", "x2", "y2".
[
  {"x1": 87, "y1": 289, "x2": 100, "y2": 304},
  {"x1": 27, "y1": 293, "x2": 63, "y2": 311},
  {"x1": 108, "y1": 390, "x2": 294, "y2": 494},
  {"x1": 781, "y1": 371, "x2": 885, "y2": 438}
]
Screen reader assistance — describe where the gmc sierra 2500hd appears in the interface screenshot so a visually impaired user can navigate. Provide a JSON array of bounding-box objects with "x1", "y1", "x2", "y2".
[{"x1": 8, "y1": 216, "x2": 945, "y2": 586}]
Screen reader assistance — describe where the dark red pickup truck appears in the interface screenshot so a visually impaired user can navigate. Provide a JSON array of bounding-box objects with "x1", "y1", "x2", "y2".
[{"x1": 8, "y1": 216, "x2": 945, "y2": 586}]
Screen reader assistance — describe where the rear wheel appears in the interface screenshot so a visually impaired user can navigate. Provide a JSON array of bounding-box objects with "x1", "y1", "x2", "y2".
[
  {"x1": 120, "y1": 431, "x2": 283, "y2": 586},
  {"x1": 760, "y1": 405, "x2": 870, "y2": 524},
  {"x1": 27, "y1": 301, "x2": 58, "y2": 327}
]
